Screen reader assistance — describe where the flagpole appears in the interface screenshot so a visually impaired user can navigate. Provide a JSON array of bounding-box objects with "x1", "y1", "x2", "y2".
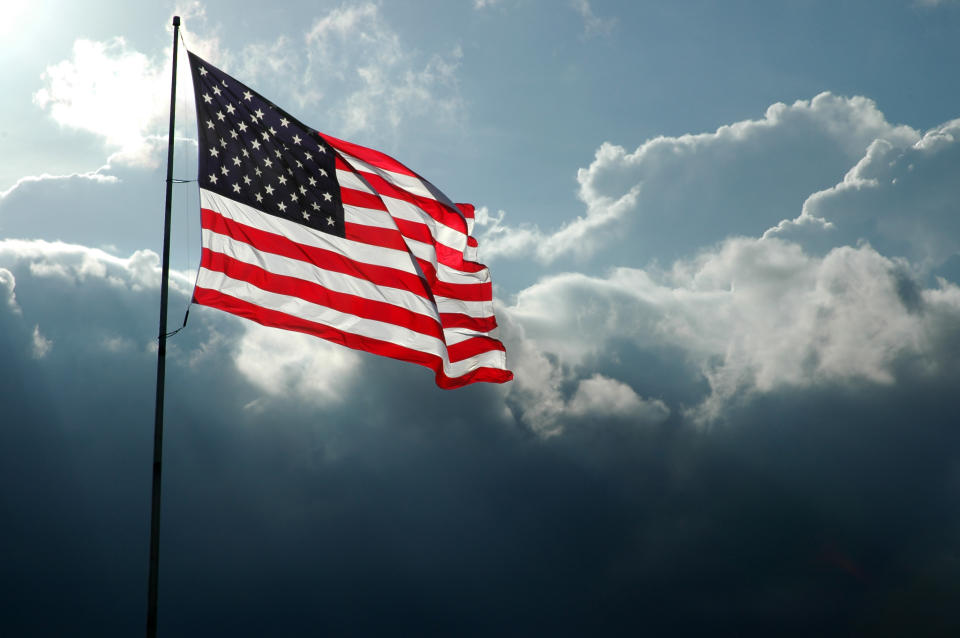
[{"x1": 147, "y1": 14, "x2": 180, "y2": 638}]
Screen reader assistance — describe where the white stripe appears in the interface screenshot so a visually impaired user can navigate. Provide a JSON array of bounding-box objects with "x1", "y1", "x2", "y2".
[
  {"x1": 444, "y1": 326, "x2": 497, "y2": 345},
  {"x1": 340, "y1": 197, "x2": 489, "y2": 287},
  {"x1": 400, "y1": 235, "x2": 491, "y2": 287},
  {"x1": 343, "y1": 203, "x2": 396, "y2": 229},
  {"x1": 435, "y1": 261, "x2": 490, "y2": 286},
  {"x1": 197, "y1": 268, "x2": 507, "y2": 376},
  {"x1": 337, "y1": 169, "x2": 377, "y2": 194},
  {"x1": 201, "y1": 229, "x2": 440, "y2": 321},
  {"x1": 340, "y1": 168, "x2": 472, "y2": 262},
  {"x1": 337, "y1": 150, "x2": 438, "y2": 201},
  {"x1": 381, "y1": 194, "x2": 468, "y2": 250},
  {"x1": 201, "y1": 189, "x2": 417, "y2": 275},
  {"x1": 435, "y1": 295, "x2": 493, "y2": 319}
]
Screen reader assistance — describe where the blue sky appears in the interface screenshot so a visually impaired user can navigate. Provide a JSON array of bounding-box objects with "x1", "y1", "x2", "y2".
[{"x1": 3, "y1": 1, "x2": 960, "y2": 635}]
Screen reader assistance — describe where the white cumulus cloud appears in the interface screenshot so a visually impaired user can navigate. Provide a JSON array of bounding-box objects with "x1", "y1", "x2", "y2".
[{"x1": 480, "y1": 93, "x2": 919, "y2": 266}]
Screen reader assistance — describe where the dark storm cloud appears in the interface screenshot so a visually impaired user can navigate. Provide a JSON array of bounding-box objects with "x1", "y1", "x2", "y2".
[{"x1": 3, "y1": 244, "x2": 960, "y2": 636}]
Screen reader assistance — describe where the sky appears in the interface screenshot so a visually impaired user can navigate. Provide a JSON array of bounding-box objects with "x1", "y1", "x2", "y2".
[{"x1": 2, "y1": 0, "x2": 960, "y2": 635}]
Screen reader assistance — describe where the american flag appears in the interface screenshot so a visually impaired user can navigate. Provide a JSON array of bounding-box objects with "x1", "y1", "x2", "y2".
[{"x1": 187, "y1": 51, "x2": 512, "y2": 388}]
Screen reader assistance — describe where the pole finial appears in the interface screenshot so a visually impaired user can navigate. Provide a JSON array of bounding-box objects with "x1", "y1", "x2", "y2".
[{"x1": 173, "y1": 15, "x2": 180, "y2": 27}]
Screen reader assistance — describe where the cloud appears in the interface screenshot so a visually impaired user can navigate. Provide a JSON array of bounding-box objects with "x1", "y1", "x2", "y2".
[
  {"x1": 0, "y1": 169, "x2": 117, "y2": 201},
  {"x1": 4, "y1": 233, "x2": 960, "y2": 635},
  {"x1": 301, "y1": 3, "x2": 465, "y2": 140},
  {"x1": 571, "y1": 0, "x2": 617, "y2": 38},
  {"x1": 4, "y1": 124, "x2": 960, "y2": 633},
  {"x1": 32, "y1": 37, "x2": 172, "y2": 167},
  {"x1": 30, "y1": 324, "x2": 52, "y2": 359},
  {"x1": 501, "y1": 235, "x2": 960, "y2": 426},
  {"x1": 768, "y1": 118, "x2": 960, "y2": 272},
  {"x1": 480, "y1": 93, "x2": 919, "y2": 266},
  {"x1": 233, "y1": 325, "x2": 360, "y2": 407},
  {"x1": 568, "y1": 373, "x2": 670, "y2": 421},
  {"x1": 0, "y1": 267, "x2": 19, "y2": 314}
]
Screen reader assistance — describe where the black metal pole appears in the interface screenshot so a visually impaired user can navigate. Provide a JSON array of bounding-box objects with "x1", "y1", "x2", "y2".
[{"x1": 147, "y1": 15, "x2": 180, "y2": 638}]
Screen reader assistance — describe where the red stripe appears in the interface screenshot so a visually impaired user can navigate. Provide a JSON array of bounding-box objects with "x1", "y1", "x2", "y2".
[
  {"x1": 201, "y1": 249, "x2": 443, "y2": 339},
  {"x1": 352, "y1": 169, "x2": 468, "y2": 235},
  {"x1": 439, "y1": 313, "x2": 498, "y2": 332},
  {"x1": 393, "y1": 217, "x2": 433, "y2": 244},
  {"x1": 332, "y1": 156, "x2": 487, "y2": 274},
  {"x1": 343, "y1": 222, "x2": 408, "y2": 251},
  {"x1": 432, "y1": 279, "x2": 492, "y2": 303},
  {"x1": 447, "y1": 335, "x2": 507, "y2": 363},
  {"x1": 323, "y1": 133, "x2": 418, "y2": 176},
  {"x1": 204, "y1": 207, "x2": 493, "y2": 306},
  {"x1": 193, "y1": 287, "x2": 514, "y2": 388},
  {"x1": 201, "y1": 208, "x2": 430, "y2": 299},
  {"x1": 413, "y1": 259, "x2": 490, "y2": 299},
  {"x1": 341, "y1": 186, "x2": 387, "y2": 211}
]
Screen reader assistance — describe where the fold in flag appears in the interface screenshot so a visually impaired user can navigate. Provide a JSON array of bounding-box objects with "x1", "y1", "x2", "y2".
[{"x1": 186, "y1": 51, "x2": 512, "y2": 388}]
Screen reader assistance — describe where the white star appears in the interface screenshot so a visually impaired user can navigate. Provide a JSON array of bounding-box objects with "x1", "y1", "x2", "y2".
[
  {"x1": 277, "y1": 201, "x2": 287, "y2": 212},
  {"x1": 269, "y1": 126, "x2": 277, "y2": 135},
  {"x1": 279, "y1": 117, "x2": 289, "y2": 127},
  {"x1": 206, "y1": 120, "x2": 214, "y2": 129},
  {"x1": 221, "y1": 79, "x2": 228, "y2": 87},
  {"x1": 295, "y1": 160, "x2": 303, "y2": 169},
  {"x1": 240, "y1": 149, "x2": 249, "y2": 159},
  {"x1": 237, "y1": 122, "x2": 248, "y2": 132},
  {"x1": 254, "y1": 167, "x2": 262, "y2": 177},
  {"x1": 317, "y1": 145, "x2": 326, "y2": 153},
  {"x1": 232, "y1": 183, "x2": 241, "y2": 193},
  {"x1": 216, "y1": 111, "x2": 226, "y2": 121},
  {"x1": 230, "y1": 129, "x2": 239, "y2": 139},
  {"x1": 264, "y1": 157, "x2": 273, "y2": 168},
  {"x1": 274, "y1": 149, "x2": 282, "y2": 158},
  {"x1": 209, "y1": 148, "x2": 219, "y2": 157},
  {"x1": 243, "y1": 175, "x2": 252, "y2": 185},
  {"x1": 226, "y1": 104, "x2": 236, "y2": 116},
  {"x1": 318, "y1": 168, "x2": 328, "y2": 177},
  {"x1": 232, "y1": 156, "x2": 241, "y2": 167},
  {"x1": 292, "y1": 134, "x2": 302, "y2": 145},
  {"x1": 323, "y1": 192, "x2": 333, "y2": 202},
  {"x1": 255, "y1": 192, "x2": 263, "y2": 202},
  {"x1": 290, "y1": 192, "x2": 298, "y2": 202},
  {"x1": 202, "y1": 93, "x2": 212, "y2": 104},
  {"x1": 264, "y1": 184, "x2": 274, "y2": 195},
  {"x1": 220, "y1": 165, "x2": 230, "y2": 176},
  {"x1": 251, "y1": 140, "x2": 261, "y2": 150},
  {"x1": 242, "y1": 90, "x2": 253, "y2": 101},
  {"x1": 208, "y1": 173, "x2": 217, "y2": 184},
  {"x1": 261, "y1": 131, "x2": 270, "y2": 141},
  {"x1": 220, "y1": 138, "x2": 227, "y2": 148},
  {"x1": 302, "y1": 211, "x2": 310, "y2": 220},
  {"x1": 277, "y1": 175, "x2": 287, "y2": 185},
  {"x1": 299, "y1": 185, "x2": 307, "y2": 195},
  {"x1": 212, "y1": 85, "x2": 221, "y2": 96},
  {"x1": 308, "y1": 176, "x2": 317, "y2": 187},
  {"x1": 254, "y1": 108, "x2": 264, "y2": 119},
  {"x1": 304, "y1": 151, "x2": 313, "y2": 161},
  {"x1": 326, "y1": 217, "x2": 335, "y2": 226},
  {"x1": 311, "y1": 202, "x2": 320, "y2": 211},
  {"x1": 199, "y1": 66, "x2": 208, "y2": 76}
]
